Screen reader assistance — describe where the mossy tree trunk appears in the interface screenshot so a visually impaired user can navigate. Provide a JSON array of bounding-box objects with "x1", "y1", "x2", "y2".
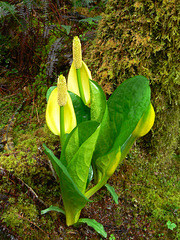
[{"x1": 85, "y1": 0, "x2": 180, "y2": 161}]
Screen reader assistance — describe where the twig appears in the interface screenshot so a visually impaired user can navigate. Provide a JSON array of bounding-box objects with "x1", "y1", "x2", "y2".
[
  {"x1": 0, "y1": 167, "x2": 47, "y2": 207},
  {"x1": 17, "y1": 213, "x2": 50, "y2": 238}
]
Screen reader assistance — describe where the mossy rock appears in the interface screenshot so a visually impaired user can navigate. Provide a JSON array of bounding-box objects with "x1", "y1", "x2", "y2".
[{"x1": 85, "y1": 0, "x2": 180, "y2": 160}]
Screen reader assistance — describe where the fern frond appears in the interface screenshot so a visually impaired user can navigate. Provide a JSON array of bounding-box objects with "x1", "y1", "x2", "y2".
[
  {"x1": 23, "y1": 0, "x2": 33, "y2": 14},
  {"x1": 75, "y1": 0, "x2": 94, "y2": 8},
  {"x1": 0, "y1": 1, "x2": 16, "y2": 19},
  {"x1": 42, "y1": 0, "x2": 49, "y2": 21},
  {"x1": 46, "y1": 38, "x2": 62, "y2": 78}
]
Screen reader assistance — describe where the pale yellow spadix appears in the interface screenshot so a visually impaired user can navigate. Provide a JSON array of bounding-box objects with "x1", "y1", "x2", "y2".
[
  {"x1": 57, "y1": 75, "x2": 67, "y2": 106},
  {"x1": 132, "y1": 103, "x2": 155, "y2": 138},
  {"x1": 73, "y1": 36, "x2": 82, "y2": 69},
  {"x1": 46, "y1": 88, "x2": 76, "y2": 136}
]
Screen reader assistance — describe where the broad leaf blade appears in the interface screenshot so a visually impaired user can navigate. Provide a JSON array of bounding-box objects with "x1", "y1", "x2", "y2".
[
  {"x1": 90, "y1": 80, "x2": 116, "y2": 182},
  {"x1": 90, "y1": 80, "x2": 106, "y2": 122},
  {"x1": 95, "y1": 144, "x2": 121, "y2": 181},
  {"x1": 61, "y1": 120, "x2": 100, "y2": 167},
  {"x1": 78, "y1": 218, "x2": 107, "y2": 238},
  {"x1": 108, "y1": 75, "x2": 151, "y2": 147},
  {"x1": 90, "y1": 80, "x2": 113, "y2": 160},
  {"x1": 67, "y1": 121, "x2": 100, "y2": 193},
  {"x1": 43, "y1": 144, "x2": 90, "y2": 222},
  {"x1": 69, "y1": 91, "x2": 90, "y2": 124}
]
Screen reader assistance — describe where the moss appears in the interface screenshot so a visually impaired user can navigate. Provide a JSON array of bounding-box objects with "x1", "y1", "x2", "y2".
[
  {"x1": 85, "y1": 0, "x2": 180, "y2": 161},
  {"x1": 0, "y1": 125, "x2": 64, "y2": 239},
  {"x1": 112, "y1": 149, "x2": 180, "y2": 239},
  {"x1": 1, "y1": 126, "x2": 61, "y2": 195},
  {"x1": 1, "y1": 196, "x2": 55, "y2": 240}
]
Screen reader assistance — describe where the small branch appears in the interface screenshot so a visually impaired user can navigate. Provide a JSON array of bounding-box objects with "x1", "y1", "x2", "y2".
[
  {"x1": 18, "y1": 213, "x2": 50, "y2": 238},
  {"x1": 0, "y1": 167, "x2": 47, "y2": 207}
]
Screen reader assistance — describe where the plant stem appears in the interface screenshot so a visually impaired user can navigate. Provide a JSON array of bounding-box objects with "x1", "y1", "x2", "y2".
[
  {"x1": 121, "y1": 134, "x2": 137, "y2": 161},
  {"x1": 60, "y1": 106, "x2": 65, "y2": 148},
  {"x1": 76, "y1": 68, "x2": 86, "y2": 104},
  {"x1": 66, "y1": 209, "x2": 81, "y2": 226},
  {"x1": 85, "y1": 176, "x2": 109, "y2": 199}
]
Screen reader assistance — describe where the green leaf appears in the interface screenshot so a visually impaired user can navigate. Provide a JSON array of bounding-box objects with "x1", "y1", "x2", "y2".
[
  {"x1": 77, "y1": 218, "x2": 107, "y2": 238},
  {"x1": 108, "y1": 75, "x2": 151, "y2": 147},
  {"x1": 105, "y1": 184, "x2": 118, "y2": 204},
  {"x1": 90, "y1": 80, "x2": 113, "y2": 160},
  {"x1": 166, "y1": 220, "x2": 177, "y2": 230},
  {"x1": 69, "y1": 91, "x2": 90, "y2": 124},
  {"x1": 79, "y1": 16, "x2": 102, "y2": 25},
  {"x1": 61, "y1": 120, "x2": 100, "y2": 166},
  {"x1": 46, "y1": 86, "x2": 56, "y2": 102},
  {"x1": 90, "y1": 80, "x2": 106, "y2": 123},
  {"x1": 61, "y1": 25, "x2": 71, "y2": 35},
  {"x1": 41, "y1": 205, "x2": 65, "y2": 215},
  {"x1": 43, "y1": 143, "x2": 90, "y2": 225},
  {"x1": 91, "y1": 76, "x2": 151, "y2": 184},
  {"x1": 61, "y1": 121, "x2": 100, "y2": 193},
  {"x1": 95, "y1": 145, "x2": 121, "y2": 181},
  {"x1": 90, "y1": 80, "x2": 115, "y2": 182}
]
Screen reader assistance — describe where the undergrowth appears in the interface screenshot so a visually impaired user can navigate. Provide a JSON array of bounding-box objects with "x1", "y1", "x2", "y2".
[{"x1": 111, "y1": 145, "x2": 180, "y2": 239}]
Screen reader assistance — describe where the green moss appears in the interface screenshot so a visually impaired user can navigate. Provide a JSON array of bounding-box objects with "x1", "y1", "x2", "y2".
[
  {"x1": 1, "y1": 198, "x2": 53, "y2": 240},
  {"x1": 86, "y1": 0, "x2": 180, "y2": 161},
  {"x1": 0, "y1": 125, "x2": 63, "y2": 239},
  {"x1": 113, "y1": 149, "x2": 180, "y2": 239}
]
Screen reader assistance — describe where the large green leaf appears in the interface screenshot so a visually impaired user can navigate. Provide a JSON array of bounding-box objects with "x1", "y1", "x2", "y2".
[
  {"x1": 91, "y1": 76, "x2": 151, "y2": 184},
  {"x1": 43, "y1": 144, "x2": 90, "y2": 225},
  {"x1": 90, "y1": 80, "x2": 106, "y2": 123},
  {"x1": 60, "y1": 121, "x2": 100, "y2": 166},
  {"x1": 90, "y1": 80, "x2": 115, "y2": 182},
  {"x1": 69, "y1": 91, "x2": 90, "y2": 124},
  {"x1": 94, "y1": 143, "x2": 121, "y2": 181},
  {"x1": 107, "y1": 75, "x2": 151, "y2": 147},
  {"x1": 66, "y1": 121, "x2": 100, "y2": 193},
  {"x1": 90, "y1": 80, "x2": 113, "y2": 160}
]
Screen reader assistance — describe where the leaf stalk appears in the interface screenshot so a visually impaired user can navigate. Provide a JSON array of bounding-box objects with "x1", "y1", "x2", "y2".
[
  {"x1": 76, "y1": 68, "x2": 86, "y2": 105},
  {"x1": 60, "y1": 106, "x2": 66, "y2": 147}
]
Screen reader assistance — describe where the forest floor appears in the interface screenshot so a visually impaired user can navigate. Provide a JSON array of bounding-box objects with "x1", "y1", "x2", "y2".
[{"x1": 0, "y1": 75, "x2": 179, "y2": 240}]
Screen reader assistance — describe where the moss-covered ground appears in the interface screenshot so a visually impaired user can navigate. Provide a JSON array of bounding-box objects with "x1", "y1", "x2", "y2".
[{"x1": 0, "y1": 76, "x2": 179, "y2": 240}]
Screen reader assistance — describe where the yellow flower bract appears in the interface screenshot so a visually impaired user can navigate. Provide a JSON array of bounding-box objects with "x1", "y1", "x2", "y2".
[
  {"x1": 46, "y1": 88, "x2": 76, "y2": 136},
  {"x1": 133, "y1": 103, "x2": 155, "y2": 138},
  {"x1": 68, "y1": 61, "x2": 91, "y2": 106}
]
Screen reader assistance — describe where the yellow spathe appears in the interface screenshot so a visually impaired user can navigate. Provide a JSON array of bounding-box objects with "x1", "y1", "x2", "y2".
[
  {"x1": 133, "y1": 103, "x2": 155, "y2": 138},
  {"x1": 46, "y1": 88, "x2": 76, "y2": 136},
  {"x1": 67, "y1": 61, "x2": 91, "y2": 106}
]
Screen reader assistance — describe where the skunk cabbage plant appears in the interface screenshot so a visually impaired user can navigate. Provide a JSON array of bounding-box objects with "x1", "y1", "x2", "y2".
[{"x1": 42, "y1": 36, "x2": 155, "y2": 236}]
